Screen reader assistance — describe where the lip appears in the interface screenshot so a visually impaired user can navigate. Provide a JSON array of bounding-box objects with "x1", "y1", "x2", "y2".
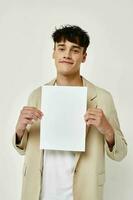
[{"x1": 59, "y1": 61, "x2": 73, "y2": 64}]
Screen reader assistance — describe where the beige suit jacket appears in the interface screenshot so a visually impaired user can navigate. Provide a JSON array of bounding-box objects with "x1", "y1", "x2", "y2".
[{"x1": 13, "y1": 77, "x2": 127, "y2": 200}]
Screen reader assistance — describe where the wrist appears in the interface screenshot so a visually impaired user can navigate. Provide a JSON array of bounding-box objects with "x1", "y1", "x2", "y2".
[
  {"x1": 16, "y1": 128, "x2": 25, "y2": 140},
  {"x1": 105, "y1": 127, "x2": 115, "y2": 147}
]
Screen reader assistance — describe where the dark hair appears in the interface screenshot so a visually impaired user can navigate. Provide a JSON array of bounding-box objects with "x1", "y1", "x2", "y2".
[{"x1": 52, "y1": 25, "x2": 90, "y2": 53}]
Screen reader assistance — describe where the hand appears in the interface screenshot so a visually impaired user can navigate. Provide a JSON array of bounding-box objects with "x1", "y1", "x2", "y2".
[
  {"x1": 16, "y1": 106, "x2": 43, "y2": 139},
  {"x1": 84, "y1": 108, "x2": 115, "y2": 147}
]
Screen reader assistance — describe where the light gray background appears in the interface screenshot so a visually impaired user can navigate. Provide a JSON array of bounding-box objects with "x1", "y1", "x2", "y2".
[{"x1": 0, "y1": 0, "x2": 132, "y2": 199}]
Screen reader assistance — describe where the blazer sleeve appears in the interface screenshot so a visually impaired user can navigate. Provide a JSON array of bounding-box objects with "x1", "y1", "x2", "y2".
[
  {"x1": 12, "y1": 89, "x2": 39, "y2": 155},
  {"x1": 104, "y1": 92, "x2": 127, "y2": 161},
  {"x1": 12, "y1": 128, "x2": 29, "y2": 155}
]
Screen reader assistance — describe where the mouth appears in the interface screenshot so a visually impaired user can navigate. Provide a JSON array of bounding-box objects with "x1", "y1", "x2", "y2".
[{"x1": 59, "y1": 61, "x2": 73, "y2": 64}]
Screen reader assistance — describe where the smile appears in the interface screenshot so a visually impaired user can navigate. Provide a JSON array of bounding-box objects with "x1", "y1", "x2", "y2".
[{"x1": 59, "y1": 61, "x2": 73, "y2": 64}]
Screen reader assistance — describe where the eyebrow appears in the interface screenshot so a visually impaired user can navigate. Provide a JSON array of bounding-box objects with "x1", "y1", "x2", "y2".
[{"x1": 57, "y1": 43, "x2": 81, "y2": 49}]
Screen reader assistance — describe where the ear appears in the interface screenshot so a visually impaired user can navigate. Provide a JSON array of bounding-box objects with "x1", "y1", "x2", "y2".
[{"x1": 82, "y1": 52, "x2": 87, "y2": 63}]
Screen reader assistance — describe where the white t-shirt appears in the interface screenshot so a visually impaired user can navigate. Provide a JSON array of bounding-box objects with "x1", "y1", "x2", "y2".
[{"x1": 40, "y1": 150, "x2": 75, "y2": 200}]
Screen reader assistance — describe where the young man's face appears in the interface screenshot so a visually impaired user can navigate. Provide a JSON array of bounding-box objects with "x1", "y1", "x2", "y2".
[{"x1": 52, "y1": 40, "x2": 87, "y2": 76}]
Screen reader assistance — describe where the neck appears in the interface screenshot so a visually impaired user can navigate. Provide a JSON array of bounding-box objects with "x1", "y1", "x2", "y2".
[{"x1": 56, "y1": 73, "x2": 83, "y2": 86}]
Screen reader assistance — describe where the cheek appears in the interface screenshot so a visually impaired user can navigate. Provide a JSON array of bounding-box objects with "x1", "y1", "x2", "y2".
[
  {"x1": 74, "y1": 54, "x2": 84, "y2": 62},
  {"x1": 53, "y1": 54, "x2": 60, "y2": 62},
  {"x1": 75, "y1": 57, "x2": 83, "y2": 65}
]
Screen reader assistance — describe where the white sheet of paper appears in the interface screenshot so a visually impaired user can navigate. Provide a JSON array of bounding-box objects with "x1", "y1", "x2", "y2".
[{"x1": 40, "y1": 86, "x2": 87, "y2": 151}]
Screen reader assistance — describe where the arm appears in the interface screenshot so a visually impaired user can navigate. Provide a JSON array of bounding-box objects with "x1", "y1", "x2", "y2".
[
  {"x1": 12, "y1": 88, "x2": 43, "y2": 155},
  {"x1": 84, "y1": 91, "x2": 127, "y2": 161},
  {"x1": 104, "y1": 95, "x2": 127, "y2": 161}
]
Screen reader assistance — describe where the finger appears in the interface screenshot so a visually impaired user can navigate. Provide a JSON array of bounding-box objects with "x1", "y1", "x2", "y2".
[
  {"x1": 22, "y1": 111, "x2": 43, "y2": 120},
  {"x1": 84, "y1": 110, "x2": 96, "y2": 117},
  {"x1": 21, "y1": 110, "x2": 43, "y2": 119},
  {"x1": 22, "y1": 119, "x2": 34, "y2": 125},
  {"x1": 84, "y1": 114, "x2": 96, "y2": 121},
  {"x1": 87, "y1": 117, "x2": 102, "y2": 127},
  {"x1": 86, "y1": 119, "x2": 96, "y2": 126},
  {"x1": 85, "y1": 109, "x2": 103, "y2": 117},
  {"x1": 21, "y1": 113, "x2": 39, "y2": 121},
  {"x1": 22, "y1": 107, "x2": 43, "y2": 115}
]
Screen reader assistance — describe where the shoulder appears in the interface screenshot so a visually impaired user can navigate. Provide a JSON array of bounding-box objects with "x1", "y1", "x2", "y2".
[
  {"x1": 94, "y1": 85, "x2": 115, "y2": 113},
  {"x1": 83, "y1": 77, "x2": 114, "y2": 109},
  {"x1": 27, "y1": 78, "x2": 56, "y2": 107},
  {"x1": 96, "y1": 85, "x2": 112, "y2": 100},
  {"x1": 28, "y1": 86, "x2": 41, "y2": 101},
  {"x1": 29, "y1": 78, "x2": 56, "y2": 99},
  {"x1": 83, "y1": 76, "x2": 113, "y2": 100},
  {"x1": 27, "y1": 86, "x2": 41, "y2": 107}
]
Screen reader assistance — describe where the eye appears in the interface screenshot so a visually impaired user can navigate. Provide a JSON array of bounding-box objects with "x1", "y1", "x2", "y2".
[
  {"x1": 73, "y1": 49, "x2": 80, "y2": 53},
  {"x1": 58, "y1": 48, "x2": 65, "y2": 51}
]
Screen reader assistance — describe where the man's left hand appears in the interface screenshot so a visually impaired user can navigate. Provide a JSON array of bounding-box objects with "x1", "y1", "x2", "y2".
[{"x1": 84, "y1": 108, "x2": 115, "y2": 148}]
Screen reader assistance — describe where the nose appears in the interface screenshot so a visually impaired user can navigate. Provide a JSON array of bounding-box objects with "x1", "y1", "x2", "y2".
[{"x1": 63, "y1": 50, "x2": 71, "y2": 59}]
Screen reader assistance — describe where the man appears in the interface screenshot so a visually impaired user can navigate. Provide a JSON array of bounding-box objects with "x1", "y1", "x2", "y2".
[{"x1": 13, "y1": 25, "x2": 127, "y2": 200}]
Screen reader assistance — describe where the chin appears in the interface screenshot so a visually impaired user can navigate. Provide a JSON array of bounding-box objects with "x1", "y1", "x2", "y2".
[
  {"x1": 59, "y1": 71, "x2": 77, "y2": 76},
  {"x1": 57, "y1": 67, "x2": 78, "y2": 76}
]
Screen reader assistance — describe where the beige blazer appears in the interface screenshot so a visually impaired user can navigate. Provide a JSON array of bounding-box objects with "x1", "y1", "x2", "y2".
[{"x1": 13, "y1": 77, "x2": 127, "y2": 200}]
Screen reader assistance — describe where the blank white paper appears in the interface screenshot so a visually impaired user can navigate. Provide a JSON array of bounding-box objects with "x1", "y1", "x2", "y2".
[{"x1": 40, "y1": 86, "x2": 87, "y2": 151}]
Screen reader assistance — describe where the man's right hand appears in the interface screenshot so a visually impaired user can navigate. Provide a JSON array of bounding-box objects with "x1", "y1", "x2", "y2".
[{"x1": 15, "y1": 106, "x2": 43, "y2": 141}]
